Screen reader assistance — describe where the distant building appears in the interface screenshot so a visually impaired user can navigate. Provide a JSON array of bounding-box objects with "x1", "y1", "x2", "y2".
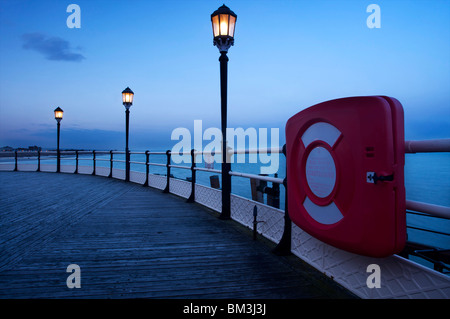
[
  {"x1": 28, "y1": 146, "x2": 42, "y2": 151},
  {"x1": 0, "y1": 146, "x2": 42, "y2": 152}
]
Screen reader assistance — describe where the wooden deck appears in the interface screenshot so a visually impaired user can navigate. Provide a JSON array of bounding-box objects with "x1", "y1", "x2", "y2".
[{"x1": 0, "y1": 171, "x2": 354, "y2": 299}]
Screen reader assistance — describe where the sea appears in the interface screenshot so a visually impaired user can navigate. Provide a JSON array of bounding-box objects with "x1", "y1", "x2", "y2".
[{"x1": 2, "y1": 151, "x2": 449, "y2": 257}]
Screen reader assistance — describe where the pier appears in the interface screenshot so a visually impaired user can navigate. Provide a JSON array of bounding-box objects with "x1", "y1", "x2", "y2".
[{"x1": 0, "y1": 171, "x2": 353, "y2": 299}]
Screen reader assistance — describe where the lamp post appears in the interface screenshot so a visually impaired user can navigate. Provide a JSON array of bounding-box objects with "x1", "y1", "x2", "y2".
[
  {"x1": 54, "y1": 107, "x2": 64, "y2": 173},
  {"x1": 122, "y1": 87, "x2": 134, "y2": 182},
  {"x1": 211, "y1": 4, "x2": 237, "y2": 220}
]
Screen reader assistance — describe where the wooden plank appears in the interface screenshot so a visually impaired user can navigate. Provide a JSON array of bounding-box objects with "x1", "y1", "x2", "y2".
[{"x1": 0, "y1": 171, "x2": 355, "y2": 299}]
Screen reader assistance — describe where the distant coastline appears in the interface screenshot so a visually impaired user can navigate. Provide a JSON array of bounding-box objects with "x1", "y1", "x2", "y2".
[{"x1": 0, "y1": 146, "x2": 99, "y2": 158}]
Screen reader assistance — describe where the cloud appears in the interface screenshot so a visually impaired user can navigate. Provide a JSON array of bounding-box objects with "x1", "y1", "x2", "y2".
[{"x1": 21, "y1": 32, "x2": 85, "y2": 62}]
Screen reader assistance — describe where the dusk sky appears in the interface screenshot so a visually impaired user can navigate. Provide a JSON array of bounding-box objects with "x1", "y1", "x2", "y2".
[{"x1": 0, "y1": 0, "x2": 449, "y2": 150}]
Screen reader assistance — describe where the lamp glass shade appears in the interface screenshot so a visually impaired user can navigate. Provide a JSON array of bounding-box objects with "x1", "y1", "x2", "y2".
[
  {"x1": 211, "y1": 5, "x2": 236, "y2": 39},
  {"x1": 122, "y1": 87, "x2": 134, "y2": 105},
  {"x1": 219, "y1": 14, "x2": 229, "y2": 36},
  {"x1": 122, "y1": 92, "x2": 133, "y2": 104},
  {"x1": 228, "y1": 15, "x2": 236, "y2": 37},
  {"x1": 54, "y1": 107, "x2": 63, "y2": 120},
  {"x1": 212, "y1": 15, "x2": 220, "y2": 37}
]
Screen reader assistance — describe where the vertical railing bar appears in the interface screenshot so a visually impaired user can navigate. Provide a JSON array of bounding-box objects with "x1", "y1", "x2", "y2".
[
  {"x1": 163, "y1": 150, "x2": 171, "y2": 193},
  {"x1": 220, "y1": 145, "x2": 231, "y2": 220},
  {"x1": 92, "y1": 150, "x2": 96, "y2": 175},
  {"x1": 75, "y1": 150, "x2": 79, "y2": 174},
  {"x1": 253, "y1": 206, "x2": 258, "y2": 241},
  {"x1": 126, "y1": 149, "x2": 130, "y2": 182},
  {"x1": 272, "y1": 144, "x2": 292, "y2": 256},
  {"x1": 37, "y1": 150, "x2": 41, "y2": 172},
  {"x1": 187, "y1": 149, "x2": 196, "y2": 203},
  {"x1": 144, "y1": 150, "x2": 150, "y2": 187},
  {"x1": 108, "y1": 150, "x2": 113, "y2": 178},
  {"x1": 14, "y1": 150, "x2": 18, "y2": 171}
]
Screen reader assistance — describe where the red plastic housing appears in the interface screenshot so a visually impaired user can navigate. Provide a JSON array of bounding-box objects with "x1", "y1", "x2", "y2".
[{"x1": 286, "y1": 96, "x2": 406, "y2": 257}]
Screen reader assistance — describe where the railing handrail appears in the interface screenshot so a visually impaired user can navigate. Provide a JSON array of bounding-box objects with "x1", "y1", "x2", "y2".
[
  {"x1": 169, "y1": 164, "x2": 190, "y2": 170},
  {"x1": 146, "y1": 151, "x2": 167, "y2": 155},
  {"x1": 148, "y1": 162, "x2": 166, "y2": 167},
  {"x1": 129, "y1": 160, "x2": 146, "y2": 165},
  {"x1": 406, "y1": 200, "x2": 450, "y2": 219},
  {"x1": 230, "y1": 147, "x2": 283, "y2": 155},
  {"x1": 189, "y1": 147, "x2": 284, "y2": 156},
  {"x1": 194, "y1": 167, "x2": 222, "y2": 174},
  {"x1": 229, "y1": 171, "x2": 284, "y2": 184},
  {"x1": 405, "y1": 139, "x2": 450, "y2": 153}
]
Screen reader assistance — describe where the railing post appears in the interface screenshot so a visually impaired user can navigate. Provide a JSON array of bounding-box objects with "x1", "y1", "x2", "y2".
[
  {"x1": 270, "y1": 174, "x2": 280, "y2": 208},
  {"x1": 187, "y1": 149, "x2": 196, "y2": 203},
  {"x1": 126, "y1": 149, "x2": 130, "y2": 182},
  {"x1": 14, "y1": 150, "x2": 18, "y2": 171},
  {"x1": 220, "y1": 145, "x2": 232, "y2": 220},
  {"x1": 108, "y1": 150, "x2": 113, "y2": 178},
  {"x1": 163, "y1": 150, "x2": 171, "y2": 193},
  {"x1": 37, "y1": 150, "x2": 41, "y2": 172},
  {"x1": 92, "y1": 150, "x2": 96, "y2": 175},
  {"x1": 75, "y1": 150, "x2": 79, "y2": 174},
  {"x1": 272, "y1": 144, "x2": 292, "y2": 256},
  {"x1": 144, "y1": 150, "x2": 150, "y2": 187},
  {"x1": 253, "y1": 206, "x2": 258, "y2": 241}
]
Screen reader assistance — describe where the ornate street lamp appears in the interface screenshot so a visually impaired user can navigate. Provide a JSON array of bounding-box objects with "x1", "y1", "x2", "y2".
[
  {"x1": 54, "y1": 107, "x2": 63, "y2": 173},
  {"x1": 122, "y1": 87, "x2": 134, "y2": 181},
  {"x1": 211, "y1": 4, "x2": 237, "y2": 219},
  {"x1": 211, "y1": 4, "x2": 237, "y2": 52}
]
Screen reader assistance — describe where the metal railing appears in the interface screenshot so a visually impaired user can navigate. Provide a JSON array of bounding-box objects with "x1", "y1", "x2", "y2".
[
  {"x1": 1, "y1": 138, "x2": 449, "y2": 270},
  {"x1": 402, "y1": 138, "x2": 450, "y2": 272}
]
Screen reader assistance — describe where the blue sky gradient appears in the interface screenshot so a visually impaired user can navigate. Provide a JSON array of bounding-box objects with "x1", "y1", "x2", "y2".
[{"x1": 0, "y1": 0, "x2": 449, "y2": 150}]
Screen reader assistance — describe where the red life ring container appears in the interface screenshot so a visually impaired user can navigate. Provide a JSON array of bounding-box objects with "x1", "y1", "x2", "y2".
[{"x1": 286, "y1": 96, "x2": 406, "y2": 257}]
